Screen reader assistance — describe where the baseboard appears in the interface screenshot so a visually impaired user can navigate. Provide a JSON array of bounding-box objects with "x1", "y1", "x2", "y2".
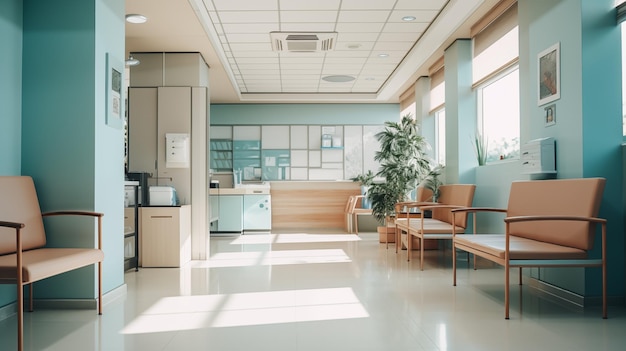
[
  {"x1": 0, "y1": 283, "x2": 128, "y2": 320},
  {"x1": 527, "y1": 277, "x2": 624, "y2": 308},
  {"x1": 0, "y1": 301, "x2": 17, "y2": 321},
  {"x1": 34, "y1": 283, "x2": 128, "y2": 310}
]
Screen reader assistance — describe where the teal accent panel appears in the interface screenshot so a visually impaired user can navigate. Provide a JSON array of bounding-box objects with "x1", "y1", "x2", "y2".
[
  {"x1": 211, "y1": 103, "x2": 399, "y2": 125},
  {"x1": 0, "y1": 0, "x2": 23, "y2": 176},
  {"x1": 580, "y1": 0, "x2": 623, "y2": 297},
  {"x1": 0, "y1": 0, "x2": 22, "y2": 309},
  {"x1": 20, "y1": 0, "x2": 126, "y2": 301}
]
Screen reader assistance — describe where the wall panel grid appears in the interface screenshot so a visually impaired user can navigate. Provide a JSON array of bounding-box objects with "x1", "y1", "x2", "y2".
[{"x1": 209, "y1": 124, "x2": 383, "y2": 181}]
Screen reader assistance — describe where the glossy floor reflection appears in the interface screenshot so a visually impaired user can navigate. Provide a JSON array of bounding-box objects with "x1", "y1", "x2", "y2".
[{"x1": 1, "y1": 231, "x2": 625, "y2": 350}]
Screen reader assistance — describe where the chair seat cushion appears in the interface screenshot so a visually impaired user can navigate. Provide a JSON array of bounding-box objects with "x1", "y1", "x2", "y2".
[
  {"x1": 0, "y1": 248, "x2": 104, "y2": 283},
  {"x1": 454, "y1": 234, "x2": 587, "y2": 260}
]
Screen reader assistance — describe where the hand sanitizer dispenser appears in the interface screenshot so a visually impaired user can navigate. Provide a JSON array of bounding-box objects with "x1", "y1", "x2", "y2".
[{"x1": 165, "y1": 133, "x2": 190, "y2": 168}]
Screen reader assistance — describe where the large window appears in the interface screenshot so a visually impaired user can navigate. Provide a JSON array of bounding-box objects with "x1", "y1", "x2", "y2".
[
  {"x1": 472, "y1": 1, "x2": 519, "y2": 164},
  {"x1": 476, "y1": 66, "x2": 520, "y2": 162},
  {"x1": 434, "y1": 108, "x2": 446, "y2": 165}
]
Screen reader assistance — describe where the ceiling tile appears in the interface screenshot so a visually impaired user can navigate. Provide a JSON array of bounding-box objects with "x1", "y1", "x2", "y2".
[
  {"x1": 335, "y1": 22, "x2": 384, "y2": 33},
  {"x1": 280, "y1": 11, "x2": 338, "y2": 23},
  {"x1": 221, "y1": 23, "x2": 279, "y2": 34},
  {"x1": 226, "y1": 33, "x2": 272, "y2": 43},
  {"x1": 388, "y1": 10, "x2": 438, "y2": 23},
  {"x1": 340, "y1": 0, "x2": 396, "y2": 11},
  {"x1": 336, "y1": 32, "x2": 380, "y2": 42},
  {"x1": 382, "y1": 22, "x2": 429, "y2": 33},
  {"x1": 337, "y1": 10, "x2": 391, "y2": 22},
  {"x1": 212, "y1": 0, "x2": 278, "y2": 11},
  {"x1": 377, "y1": 32, "x2": 420, "y2": 42},
  {"x1": 280, "y1": 22, "x2": 336, "y2": 32},
  {"x1": 279, "y1": 0, "x2": 341, "y2": 11},
  {"x1": 394, "y1": 0, "x2": 447, "y2": 11},
  {"x1": 218, "y1": 11, "x2": 279, "y2": 23}
]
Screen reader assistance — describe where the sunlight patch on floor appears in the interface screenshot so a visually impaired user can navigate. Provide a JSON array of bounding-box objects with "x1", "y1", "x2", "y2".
[
  {"x1": 229, "y1": 233, "x2": 361, "y2": 245},
  {"x1": 121, "y1": 287, "x2": 369, "y2": 334},
  {"x1": 189, "y1": 249, "x2": 352, "y2": 268}
]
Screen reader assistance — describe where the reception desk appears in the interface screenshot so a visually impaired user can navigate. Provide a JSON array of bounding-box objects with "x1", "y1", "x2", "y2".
[{"x1": 269, "y1": 181, "x2": 361, "y2": 230}]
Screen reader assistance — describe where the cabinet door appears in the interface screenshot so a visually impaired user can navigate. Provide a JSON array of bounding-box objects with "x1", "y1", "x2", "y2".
[
  {"x1": 128, "y1": 88, "x2": 157, "y2": 175},
  {"x1": 141, "y1": 207, "x2": 181, "y2": 267},
  {"x1": 243, "y1": 195, "x2": 271, "y2": 230},
  {"x1": 217, "y1": 195, "x2": 243, "y2": 232}
]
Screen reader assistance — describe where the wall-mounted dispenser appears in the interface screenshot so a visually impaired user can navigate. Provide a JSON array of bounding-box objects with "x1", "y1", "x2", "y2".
[
  {"x1": 165, "y1": 133, "x2": 190, "y2": 168},
  {"x1": 521, "y1": 137, "x2": 556, "y2": 175}
]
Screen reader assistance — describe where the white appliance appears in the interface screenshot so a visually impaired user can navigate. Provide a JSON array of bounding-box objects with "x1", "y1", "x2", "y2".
[{"x1": 149, "y1": 186, "x2": 178, "y2": 206}]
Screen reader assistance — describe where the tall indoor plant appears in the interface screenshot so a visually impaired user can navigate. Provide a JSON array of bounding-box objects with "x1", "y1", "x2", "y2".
[{"x1": 368, "y1": 114, "x2": 433, "y2": 242}]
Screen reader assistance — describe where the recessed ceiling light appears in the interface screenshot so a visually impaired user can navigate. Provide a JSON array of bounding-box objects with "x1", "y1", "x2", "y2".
[
  {"x1": 378, "y1": 53, "x2": 389, "y2": 58},
  {"x1": 126, "y1": 14, "x2": 147, "y2": 24},
  {"x1": 322, "y1": 75, "x2": 355, "y2": 83},
  {"x1": 402, "y1": 15, "x2": 416, "y2": 21}
]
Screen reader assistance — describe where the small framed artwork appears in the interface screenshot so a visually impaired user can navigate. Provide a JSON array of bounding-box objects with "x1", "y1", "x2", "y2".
[
  {"x1": 544, "y1": 104, "x2": 556, "y2": 127},
  {"x1": 538, "y1": 42, "x2": 560, "y2": 106},
  {"x1": 105, "y1": 53, "x2": 124, "y2": 129}
]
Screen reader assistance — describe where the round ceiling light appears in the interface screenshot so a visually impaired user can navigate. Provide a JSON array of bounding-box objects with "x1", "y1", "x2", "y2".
[
  {"x1": 126, "y1": 14, "x2": 147, "y2": 24},
  {"x1": 322, "y1": 75, "x2": 355, "y2": 83},
  {"x1": 378, "y1": 53, "x2": 389, "y2": 58},
  {"x1": 402, "y1": 15, "x2": 416, "y2": 21}
]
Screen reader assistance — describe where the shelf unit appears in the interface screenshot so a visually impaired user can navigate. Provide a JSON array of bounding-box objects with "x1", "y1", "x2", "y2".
[{"x1": 124, "y1": 181, "x2": 139, "y2": 271}]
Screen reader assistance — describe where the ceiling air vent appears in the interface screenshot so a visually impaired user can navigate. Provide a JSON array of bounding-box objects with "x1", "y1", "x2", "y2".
[{"x1": 270, "y1": 31, "x2": 337, "y2": 52}]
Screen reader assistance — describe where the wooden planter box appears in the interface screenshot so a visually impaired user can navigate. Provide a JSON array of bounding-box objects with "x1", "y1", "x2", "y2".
[
  {"x1": 377, "y1": 225, "x2": 396, "y2": 243},
  {"x1": 379, "y1": 224, "x2": 438, "y2": 250}
]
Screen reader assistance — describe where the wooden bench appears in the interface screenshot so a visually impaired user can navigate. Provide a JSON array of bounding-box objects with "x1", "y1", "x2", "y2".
[
  {"x1": 394, "y1": 184, "x2": 476, "y2": 270},
  {"x1": 0, "y1": 176, "x2": 104, "y2": 351},
  {"x1": 452, "y1": 178, "x2": 606, "y2": 319}
]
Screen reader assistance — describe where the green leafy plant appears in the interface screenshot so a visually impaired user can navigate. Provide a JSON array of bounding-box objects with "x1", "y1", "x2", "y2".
[
  {"x1": 419, "y1": 164, "x2": 444, "y2": 202},
  {"x1": 368, "y1": 114, "x2": 433, "y2": 224},
  {"x1": 350, "y1": 170, "x2": 375, "y2": 186},
  {"x1": 472, "y1": 132, "x2": 488, "y2": 166}
]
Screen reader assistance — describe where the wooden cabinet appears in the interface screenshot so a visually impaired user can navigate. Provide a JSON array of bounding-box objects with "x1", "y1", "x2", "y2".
[{"x1": 141, "y1": 206, "x2": 191, "y2": 267}]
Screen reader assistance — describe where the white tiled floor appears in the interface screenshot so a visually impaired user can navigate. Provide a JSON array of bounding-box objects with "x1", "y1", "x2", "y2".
[{"x1": 2, "y1": 231, "x2": 626, "y2": 350}]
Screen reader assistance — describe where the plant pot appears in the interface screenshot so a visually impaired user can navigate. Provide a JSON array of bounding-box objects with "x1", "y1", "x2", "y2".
[{"x1": 377, "y1": 226, "x2": 395, "y2": 243}]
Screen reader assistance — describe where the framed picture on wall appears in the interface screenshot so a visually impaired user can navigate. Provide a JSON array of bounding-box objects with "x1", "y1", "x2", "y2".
[
  {"x1": 544, "y1": 104, "x2": 556, "y2": 127},
  {"x1": 105, "y1": 52, "x2": 124, "y2": 129},
  {"x1": 538, "y1": 42, "x2": 560, "y2": 106}
]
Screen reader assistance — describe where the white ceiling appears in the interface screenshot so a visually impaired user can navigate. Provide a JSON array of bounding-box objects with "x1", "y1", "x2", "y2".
[{"x1": 125, "y1": 0, "x2": 500, "y2": 103}]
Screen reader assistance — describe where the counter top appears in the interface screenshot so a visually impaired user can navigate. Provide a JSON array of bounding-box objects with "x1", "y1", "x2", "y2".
[{"x1": 210, "y1": 188, "x2": 270, "y2": 195}]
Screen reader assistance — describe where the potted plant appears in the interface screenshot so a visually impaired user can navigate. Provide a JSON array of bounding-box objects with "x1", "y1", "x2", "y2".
[
  {"x1": 419, "y1": 164, "x2": 445, "y2": 202},
  {"x1": 350, "y1": 170, "x2": 375, "y2": 208},
  {"x1": 368, "y1": 114, "x2": 433, "y2": 243}
]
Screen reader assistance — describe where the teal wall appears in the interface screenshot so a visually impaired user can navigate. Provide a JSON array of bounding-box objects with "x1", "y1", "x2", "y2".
[
  {"x1": 0, "y1": 0, "x2": 23, "y2": 176},
  {"x1": 0, "y1": 0, "x2": 23, "y2": 309},
  {"x1": 0, "y1": 0, "x2": 125, "y2": 308},
  {"x1": 458, "y1": 0, "x2": 623, "y2": 298},
  {"x1": 210, "y1": 103, "x2": 399, "y2": 125}
]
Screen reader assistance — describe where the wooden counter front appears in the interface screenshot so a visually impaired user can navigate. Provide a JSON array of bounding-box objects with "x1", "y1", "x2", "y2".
[{"x1": 269, "y1": 181, "x2": 361, "y2": 230}]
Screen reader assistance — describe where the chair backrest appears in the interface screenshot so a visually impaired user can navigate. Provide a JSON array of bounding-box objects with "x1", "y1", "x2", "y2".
[
  {"x1": 415, "y1": 186, "x2": 433, "y2": 202},
  {"x1": 0, "y1": 176, "x2": 47, "y2": 255},
  {"x1": 507, "y1": 178, "x2": 605, "y2": 250},
  {"x1": 431, "y1": 184, "x2": 476, "y2": 228}
]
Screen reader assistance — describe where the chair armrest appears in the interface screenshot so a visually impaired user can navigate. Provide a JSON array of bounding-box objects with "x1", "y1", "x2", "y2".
[
  {"x1": 42, "y1": 211, "x2": 104, "y2": 250},
  {"x1": 0, "y1": 221, "x2": 25, "y2": 229},
  {"x1": 419, "y1": 204, "x2": 465, "y2": 211},
  {"x1": 451, "y1": 207, "x2": 507, "y2": 214},
  {"x1": 503, "y1": 215, "x2": 605, "y2": 225},
  {"x1": 42, "y1": 210, "x2": 104, "y2": 218}
]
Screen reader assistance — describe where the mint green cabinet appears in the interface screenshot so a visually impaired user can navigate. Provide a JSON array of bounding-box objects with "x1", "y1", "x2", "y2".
[{"x1": 216, "y1": 195, "x2": 243, "y2": 232}]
